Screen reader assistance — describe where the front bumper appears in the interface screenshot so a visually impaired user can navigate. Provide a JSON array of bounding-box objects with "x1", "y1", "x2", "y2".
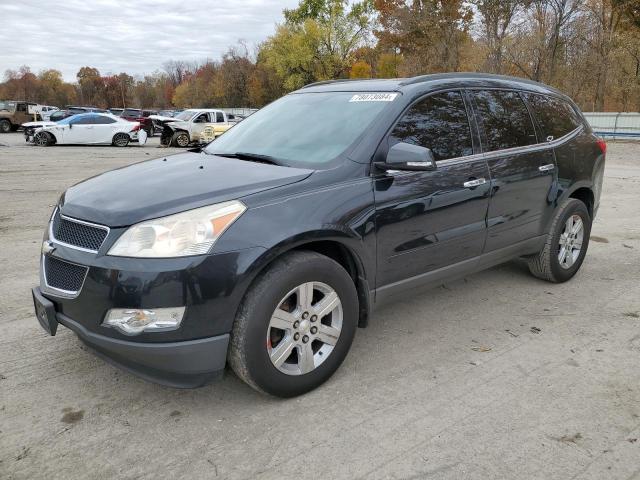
[{"x1": 33, "y1": 286, "x2": 229, "y2": 388}]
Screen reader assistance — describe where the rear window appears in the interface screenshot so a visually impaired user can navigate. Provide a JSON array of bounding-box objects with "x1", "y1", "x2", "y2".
[
  {"x1": 523, "y1": 93, "x2": 582, "y2": 140},
  {"x1": 471, "y1": 90, "x2": 537, "y2": 152}
]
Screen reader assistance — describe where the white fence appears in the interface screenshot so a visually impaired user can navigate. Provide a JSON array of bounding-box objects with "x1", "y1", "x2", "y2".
[{"x1": 583, "y1": 112, "x2": 640, "y2": 140}]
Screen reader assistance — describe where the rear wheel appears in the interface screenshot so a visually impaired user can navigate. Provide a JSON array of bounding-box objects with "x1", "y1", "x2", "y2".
[
  {"x1": 527, "y1": 198, "x2": 591, "y2": 283},
  {"x1": 229, "y1": 251, "x2": 358, "y2": 397},
  {"x1": 147, "y1": 125, "x2": 155, "y2": 137},
  {"x1": 33, "y1": 131, "x2": 53, "y2": 146},
  {"x1": 0, "y1": 120, "x2": 11, "y2": 133},
  {"x1": 171, "y1": 131, "x2": 190, "y2": 147},
  {"x1": 112, "y1": 132, "x2": 130, "y2": 147}
]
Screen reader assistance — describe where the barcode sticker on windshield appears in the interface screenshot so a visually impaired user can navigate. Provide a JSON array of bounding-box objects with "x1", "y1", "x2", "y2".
[{"x1": 349, "y1": 93, "x2": 398, "y2": 103}]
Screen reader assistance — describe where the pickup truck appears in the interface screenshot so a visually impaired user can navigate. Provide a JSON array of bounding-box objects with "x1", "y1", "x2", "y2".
[
  {"x1": 0, "y1": 100, "x2": 41, "y2": 133},
  {"x1": 157, "y1": 109, "x2": 238, "y2": 147}
]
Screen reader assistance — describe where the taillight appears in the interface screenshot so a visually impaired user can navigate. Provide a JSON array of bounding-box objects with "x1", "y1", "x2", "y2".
[{"x1": 596, "y1": 138, "x2": 607, "y2": 154}]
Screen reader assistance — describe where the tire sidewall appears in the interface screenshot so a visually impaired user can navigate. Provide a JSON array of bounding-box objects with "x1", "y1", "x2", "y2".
[
  {"x1": 549, "y1": 200, "x2": 591, "y2": 282},
  {"x1": 0, "y1": 120, "x2": 10, "y2": 133},
  {"x1": 240, "y1": 255, "x2": 358, "y2": 397}
]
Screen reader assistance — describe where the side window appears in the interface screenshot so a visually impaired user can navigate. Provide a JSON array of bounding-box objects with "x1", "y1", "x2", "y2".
[
  {"x1": 93, "y1": 116, "x2": 117, "y2": 124},
  {"x1": 390, "y1": 91, "x2": 473, "y2": 161},
  {"x1": 523, "y1": 93, "x2": 582, "y2": 140},
  {"x1": 472, "y1": 90, "x2": 537, "y2": 152},
  {"x1": 194, "y1": 114, "x2": 208, "y2": 124},
  {"x1": 216, "y1": 111, "x2": 225, "y2": 123},
  {"x1": 71, "y1": 115, "x2": 93, "y2": 125}
]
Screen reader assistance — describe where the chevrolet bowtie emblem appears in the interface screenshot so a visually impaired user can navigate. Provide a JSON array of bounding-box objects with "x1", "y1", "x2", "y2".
[{"x1": 42, "y1": 241, "x2": 56, "y2": 255}]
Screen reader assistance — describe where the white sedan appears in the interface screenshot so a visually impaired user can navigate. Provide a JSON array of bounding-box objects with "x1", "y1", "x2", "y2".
[{"x1": 32, "y1": 113, "x2": 146, "y2": 147}]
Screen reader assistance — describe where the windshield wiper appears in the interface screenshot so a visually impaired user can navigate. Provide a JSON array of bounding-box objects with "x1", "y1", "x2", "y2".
[{"x1": 209, "y1": 151, "x2": 286, "y2": 166}]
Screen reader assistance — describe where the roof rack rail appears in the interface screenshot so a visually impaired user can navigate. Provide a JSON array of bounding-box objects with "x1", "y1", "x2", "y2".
[{"x1": 302, "y1": 79, "x2": 359, "y2": 89}]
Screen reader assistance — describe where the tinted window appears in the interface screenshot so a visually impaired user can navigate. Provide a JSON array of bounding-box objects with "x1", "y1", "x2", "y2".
[
  {"x1": 194, "y1": 114, "x2": 208, "y2": 123},
  {"x1": 390, "y1": 91, "x2": 473, "y2": 161},
  {"x1": 72, "y1": 115, "x2": 96, "y2": 125},
  {"x1": 523, "y1": 93, "x2": 582, "y2": 140},
  {"x1": 93, "y1": 116, "x2": 117, "y2": 124},
  {"x1": 472, "y1": 90, "x2": 537, "y2": 152},
  {"x1": 216, "y1": 111, "x2": 225, "y2": 123}
]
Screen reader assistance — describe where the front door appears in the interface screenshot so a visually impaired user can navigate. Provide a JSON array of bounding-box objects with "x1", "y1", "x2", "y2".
[
  {"x1": 468, "y1": 89, "x2": 555, "y2": 251},
  {"x1": 374, "y1": 90, "x2": 491, "y2": 289}
]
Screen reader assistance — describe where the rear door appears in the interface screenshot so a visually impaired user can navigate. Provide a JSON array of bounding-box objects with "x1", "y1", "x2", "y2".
[
  {"x1": 469, "y1": 89, "x2": 556, "y2": 251},
  {"x1": 374, "y1": 90, "x2": 491, "y2": 288}
]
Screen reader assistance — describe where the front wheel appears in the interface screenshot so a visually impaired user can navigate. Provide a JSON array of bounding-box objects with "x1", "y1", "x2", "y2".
[
  {"x1": 527, "y1": 198, "x2": 592, "y2": 283},
  {"x1": 33, "y1": 131, "x2": 53, "y2": 146},
  {"x1": 229, "y1": 251, "x2": 358, "y2": 397},
  {"x1": 171, "y1": 131, "x2": 190, "y2": 147},
  {"x1": 112, "y1": 132, "x2": 130, "y2": 147}
]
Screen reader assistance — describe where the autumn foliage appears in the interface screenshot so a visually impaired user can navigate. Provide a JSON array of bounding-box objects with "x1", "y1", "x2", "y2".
[{"x1": 1, "y1": 0, "x2": 640, "y2": 111}]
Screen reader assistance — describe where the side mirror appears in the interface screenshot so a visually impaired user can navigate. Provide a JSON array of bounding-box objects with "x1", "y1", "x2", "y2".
[{"x1": 376, "y1": 142, "x2": 437, "y2": 172}]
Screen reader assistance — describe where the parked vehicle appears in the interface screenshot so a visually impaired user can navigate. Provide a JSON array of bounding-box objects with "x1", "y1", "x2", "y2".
[
  {"x1": 0, "y1": 100, "x2": 40, "y2": 132},
  {"x1": 30, "y1": 112, "x2": 145, "y2": 146},
  {"x1": 33, "y1": 105, "x2": 60, "y2": 121},
  {"x1": 110, "y1": 108, "x2": 158, "y2": 136},
  {"x1": 32, "y1": 74, "x2": 604, "y2": 397},
  {"x1": 159, "y1": 109, "x2": 236, "y2": 147}
]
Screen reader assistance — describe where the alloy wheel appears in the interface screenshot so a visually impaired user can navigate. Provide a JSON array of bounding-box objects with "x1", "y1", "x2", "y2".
[
  {"x1": 558, "y1": 214, "x2": 584, "y2": 269},
  {"x1": 267, "y1": 281, "x2": 343, "y2": 376},
  {"x1": 34, "y1": 132, "x2": 49, "y2": 146}
]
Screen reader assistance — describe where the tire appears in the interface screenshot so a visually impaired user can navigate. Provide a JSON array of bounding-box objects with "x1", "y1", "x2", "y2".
[
  {"x1": 33, "y1": 131, "x2": 53, "y2": 146},
  {"x1": 0, "y1": 120, "x2": 11, "y2": 133},
  {"x1": 171, "y1": 131, "x2": 190, "y2": 147},
  {"x1": 527, "y1": 198, "x2": 591, "y2": 283},
  {"x1": 112, "y1": 132, "x2": 130, "y2": 147},
  {"x1": 229, "y1": 251, "x2": 359, "y2": 397},
  {"x1": 148, "y1": 125, "x2": 155, "y2": 137}
]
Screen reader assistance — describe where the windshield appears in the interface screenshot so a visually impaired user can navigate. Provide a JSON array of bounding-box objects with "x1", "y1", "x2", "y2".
[
  {"x1": 205, "y1": 92, "x2": 396, "y2": 166},
  {"x1": 175, "y1": 110, "x2": 197, "y2": 121},
  {"x1": 0, "y1": 101, "x2": 16, "y2": 112}
]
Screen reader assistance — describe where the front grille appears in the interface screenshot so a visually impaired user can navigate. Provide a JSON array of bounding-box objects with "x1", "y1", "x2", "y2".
[
  {"x1": 51, "y1": 210, "x2": 108, "y2": 252},
  {"x1": 44, "y1": 256, "x2": 88, "y2": 293}
]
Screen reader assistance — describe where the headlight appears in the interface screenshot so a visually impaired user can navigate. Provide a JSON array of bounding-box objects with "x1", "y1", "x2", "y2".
[{"x1": 108, "y1": 201, "x2": 246, "y2": 258}]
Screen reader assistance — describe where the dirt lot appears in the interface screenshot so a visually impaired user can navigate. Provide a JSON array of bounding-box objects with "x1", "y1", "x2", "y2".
[{"x1": 0, "y1": 133, "x2": 639, "y2": 480}]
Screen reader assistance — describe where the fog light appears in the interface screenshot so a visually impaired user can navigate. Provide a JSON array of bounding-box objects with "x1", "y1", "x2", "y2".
[{"x1": 103, "y1": 307, "x2": 185, "y2": 335}]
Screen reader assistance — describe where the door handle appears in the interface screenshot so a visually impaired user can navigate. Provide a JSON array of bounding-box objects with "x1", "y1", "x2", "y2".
[
  {"x1": 539, "y1": 164, "x2": 555, "y2": 172},
  {"x1": 463, "y1": 178, "x2": 487, "y2": 188}
]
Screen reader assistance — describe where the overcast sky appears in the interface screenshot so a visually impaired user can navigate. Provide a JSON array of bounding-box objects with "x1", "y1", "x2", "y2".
[{"x1": 0, "y1": 0, "x2": 300, "y2": 81}]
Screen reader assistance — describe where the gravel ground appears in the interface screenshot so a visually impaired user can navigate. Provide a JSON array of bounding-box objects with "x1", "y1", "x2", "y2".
[{"x1": 1, "y1": 133, "x2": 639, "y2": 480}]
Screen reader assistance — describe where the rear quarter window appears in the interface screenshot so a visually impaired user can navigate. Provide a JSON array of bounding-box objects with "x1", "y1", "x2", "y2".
[{"x1": 523, "y1": 93, "x2": 582, "y2": 140}]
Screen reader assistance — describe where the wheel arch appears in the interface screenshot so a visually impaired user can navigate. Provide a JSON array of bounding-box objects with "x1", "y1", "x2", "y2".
[
  {"x1": 243, "y1": 235, "x2": 373, "y2": 328},
  {"x1": 568, "y1": 186, "x2": 595, "y2": 219}
]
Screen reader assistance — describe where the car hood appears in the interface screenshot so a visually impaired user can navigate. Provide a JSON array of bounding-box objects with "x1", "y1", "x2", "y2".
[
  {"x1": 23, "y1": 121, "x2": 56, "y2": 128},
  {"x1": 163, "y1": 120, "x2": 189, "y2": 130},
  {"x1": 59, "y1": 151, "x2": 314, "y2": 226}
]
